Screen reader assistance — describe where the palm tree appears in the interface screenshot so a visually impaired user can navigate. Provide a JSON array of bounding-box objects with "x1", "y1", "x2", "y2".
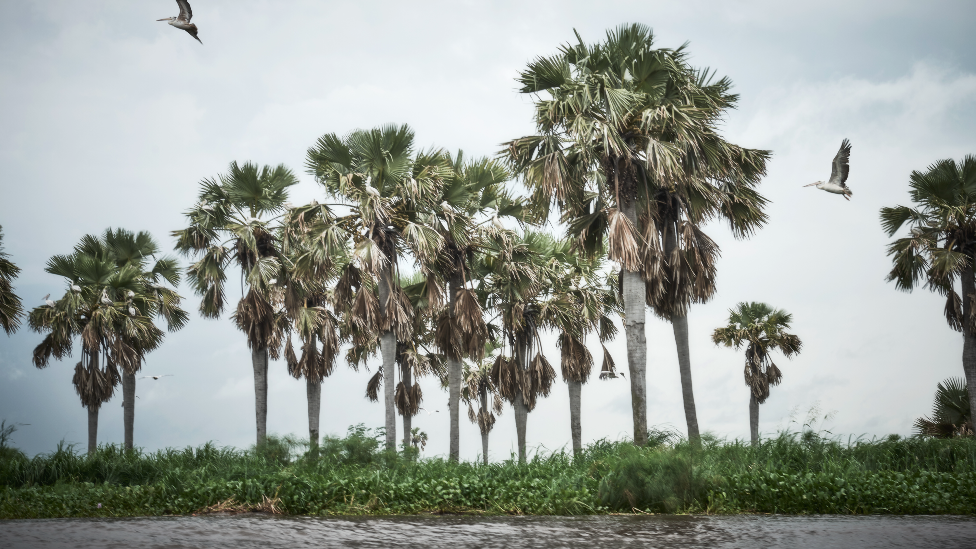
[
  {"x1": 541, "y1": 239, "x2": 621, "y2": 455},
  {"x1": 174, "y1": 161, "x2": 297, "y2": 447},
  {"x1": 483, "y1": 230, "x2": 558, "y2": 463},
  {"x1": 462, "y1": 341, "x2": 503, "y2": 465},
  {"x1": 30, "y1": 233, "x2": 168, "y2": 454},
  {"x1": 96, "y1": 229, "x2": 187, "y2": 450},
  {"x1": 881, "y1": 155, "x2": 976, "y2": 428},
  {"x1": 914, "y1": 377, "x2": 972, "y2": 438},
  {"x1": 712, "y1": 302, "x2": 802, "y2": 446},
  {"x1": 424, "y1": 151, "x2": 522, "y2": 461},
  {"x1": 506, "y1": 24, "x2": 770, "y2": 445},
  {"x1": 0, "y1": 226, "x2": 24, "y2": 335},
  {"x1": 305, "y1": 124, "x2": 449, "y2": 450},
  {"x1": 280, "y1": 201, "x2": 351, "y2": 454}
]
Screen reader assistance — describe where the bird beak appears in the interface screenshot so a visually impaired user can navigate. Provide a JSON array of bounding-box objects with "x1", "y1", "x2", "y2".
[
  {"x1": 157, "y1": 18, "x2": 170, "y2": 21},
  {"x1": 803, "y1": 182, "x2": 818, "y2": 187}
]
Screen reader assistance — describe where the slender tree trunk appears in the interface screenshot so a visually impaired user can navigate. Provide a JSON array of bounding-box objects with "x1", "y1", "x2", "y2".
[
  {"x1": 122, "y1": 371, "x2": 136, "y2": 451},
  {"x1": 568, "y1": 379, "x2": 582, "y2": 456},
  {"x1": 961, "y1": 263, "x2": 976, "y2": 435},
  {"x1": 87, "y1": 405, "x2": 98, "y2": 455},
  {"x1": 749, "y1": 393, "x2": 759, "y2": 447},
  {"x1": 252, "y1": 346, "x2": 268, "y2": 447},
  {"x1": 621, "y1": 198, "x2": 648, "y2": 446},
  {"x1": 514, "y1": 392, "x2": 528, "y2": 463},
  {"x1": 448, "y1": 275, "x2": 462, "y2": 462},
  {"x1": 402, "y1": 362, "x2": 412, "y2": 451},
  {"x1": 306, "y1": 377, "x2": 321, "y2": 455},
  {"x1": 672, "y1": 315, "x2": 701, "y2": 442},
  {"x1": 377, "y1": 265, "x2": 397, "y2": 451},
  {"x1": 480, "y1": 387, "x2": 489, "y2": 465}
]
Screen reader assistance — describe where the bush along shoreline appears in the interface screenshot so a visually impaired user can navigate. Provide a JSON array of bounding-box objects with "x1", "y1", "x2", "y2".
[{"x1": 2, "y1": 427, "x2": 975, "y2": 519}]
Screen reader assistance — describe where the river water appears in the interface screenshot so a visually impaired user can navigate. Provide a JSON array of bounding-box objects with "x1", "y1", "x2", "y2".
[{"x1": 1, "y1": 515, "x2": 975, "y2": 548}]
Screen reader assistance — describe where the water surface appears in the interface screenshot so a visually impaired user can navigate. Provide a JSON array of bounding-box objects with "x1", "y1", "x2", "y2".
[{"x1": 2, "y1": 514, "x2": 975, "y2": 548}]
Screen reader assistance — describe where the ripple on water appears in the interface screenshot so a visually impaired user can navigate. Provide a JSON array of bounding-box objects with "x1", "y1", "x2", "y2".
[{"x1": 1, "y1": 514, "x2": 975, "y2": 549}]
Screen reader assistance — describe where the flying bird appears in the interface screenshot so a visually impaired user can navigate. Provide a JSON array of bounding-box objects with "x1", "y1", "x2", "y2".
[
  {"x1": 804, "y1": 139, "x2": 853, "y2": 200},
  {"x1": 140, "y1": 375, "x2": 173, "y2": 380},
  {"x1": 418, "y1": 407, "x2": 440, "y2": 416},
  {"x1": 42, "y1": 294, "x2": 55, "y2": 307},
  {"x1": 158, "y1": 0, "x2": 202, "y2": 44}
]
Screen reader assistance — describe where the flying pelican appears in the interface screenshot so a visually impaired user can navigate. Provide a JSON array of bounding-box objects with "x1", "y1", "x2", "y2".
[
  {"x1": 418, "y1": 407, "x2": 440, "y2": 416},
  {"x1": 140, "y1": 375, "x2": 173, "y2": 380},
  {"x1": 158, "y1": 0, "x2": 202, "y2": 44},
  {"x1": 42, "y1": 294, "x2": 55, "y2": 307},
  {"x1": 804, "y1": 139, "x2": 853, "y2": 200}
]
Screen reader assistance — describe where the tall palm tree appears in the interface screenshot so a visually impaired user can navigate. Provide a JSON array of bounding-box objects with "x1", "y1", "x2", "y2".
[
  {"x1": 541, "y1": 239, "x2": 620, "y2": 455},
  {"x1": 483, "y1": 230, "x2": 558, "y2": 463},
  {"x1": 881, "y1": 155, "x2": 976, "y2": 427},
  {"x1": 506, "y1": 24, "x2": 770, "y2": 445},
  {"x1": 712, "y1": 302, "x2": 802, "y2": 446},
  {"x1": 174, "y1": 161, "x2": 297, "y2": 446},
  {"x1": 30, "y1": 233, "x2": 167, "y2": 454},
  {"x1": 0, "y1": 226, "x2": 24, "y2": 335},
  {"x1": 462, "y1": 341, "x2": 503, "y2": 465},
  {"x1": 305, "y1": 124, "x2": 449, "y2": 450},
  {"x1": 424, "y1": 151, "x2": 522, "y2": 461}
]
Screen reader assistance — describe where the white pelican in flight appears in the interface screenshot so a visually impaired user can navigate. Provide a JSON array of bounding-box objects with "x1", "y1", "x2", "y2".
[
  {"x1": 805, "y1": 139, "x2": 853, "y2": 200},
  {"x1": 158, "y1": 0, "x2": 202, "y2": 44}
]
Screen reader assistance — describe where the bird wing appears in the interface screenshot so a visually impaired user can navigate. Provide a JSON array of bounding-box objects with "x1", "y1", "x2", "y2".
[
  {"x1": 176, "y1": 0, "x2": 192, "y2": 23},
  {"x1": 828, "y1": 139, "x2": 852, "y2": 187}
]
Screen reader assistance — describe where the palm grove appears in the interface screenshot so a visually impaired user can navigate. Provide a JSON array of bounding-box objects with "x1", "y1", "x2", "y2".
[{"x1": 5, "y1": 25, "x2": 973, "y2": 457}]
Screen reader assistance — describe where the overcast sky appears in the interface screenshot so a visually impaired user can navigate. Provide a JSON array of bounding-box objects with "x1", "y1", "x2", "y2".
[{"x1": 2, "y1": 0, "x2": 976, "y2": 460}]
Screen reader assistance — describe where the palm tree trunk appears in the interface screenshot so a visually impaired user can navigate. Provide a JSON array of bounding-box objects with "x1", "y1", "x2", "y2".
[
  {"x1": 87, "y1": 404, "x2": 98, "y2": 455},
  {"x1": 480, "y1": 387, "x2": 489, "y2": 465},
  {"x1": 672, "y1": 315, "x2": 701, "y2": 442},
  {"x1": 448, "y1": 275, "x2": 462, "y2": 462},
  {"x1": 514, "y1": 392, "x2": 528, "y2": 463},
  {"x1": 377, "y1": 265, "x2": 397, "y2": 451},
  {"x1": 122, "y1": 371, "x2": 136, "y2": 451},
  {"x1": 402, "y1": 362, "x2": 412, "y2": 451},
  {"x1": 252, "y1": 346, "x2": 268, "y2": 447},
  {"x1": 961, "y1": 262, "x2": 976, "y2": 434},
  {"x1": 749, "y1": 393, "x2": 759, "y2": 447},
  {"x1": 306, "y1": 377, "x2": 321, "y2": 455},
  {"x1": 568, "y1": 379, "x2": 582, "y2": 456},
  {"x1": 620, "y1": 198, "x2": 648, "y2": 446}
]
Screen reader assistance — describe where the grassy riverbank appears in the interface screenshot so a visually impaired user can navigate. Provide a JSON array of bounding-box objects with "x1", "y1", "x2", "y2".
[{"x1": 2, "y1": 427, "x2": 976, "y2": 518}]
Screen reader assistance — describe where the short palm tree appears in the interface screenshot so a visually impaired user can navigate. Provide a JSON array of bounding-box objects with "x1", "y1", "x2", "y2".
[
  {"x1": 0, "y1": 226, "x2": 24, "y2": 335},
  {"x1": 506, "y1": 24, "x2": 770, "y2": 445},
  {"x1": 483, "y1": 230, "x2": 558, "y2": 463},
  {"x1": 462, "y1": 341, "x2": 504, "y2": 465},
  {"x1": 712, "y1": 302, "x2": 802, "y2": 446},
  {"x1": 305, "y1": 124, "x2": 448, "y2": 450},
  {"x1": 99, "y1": 229, "x2": 187, "y2": 450},
  {"x1": 173, "y1": 161, "x2": 297, "y2": 446},
  {"x1": 914, "y1": 377, "x2": 972, "y2": 438},
  {"x1": 880, "y1": 155, "x2": 976, "y2": 427},
  {"x1": 30, "y1": 232, "x2": 170, "y2": 454},
  {"x1": 541, "y1": 239, "x2": 620, "y2": 455}
]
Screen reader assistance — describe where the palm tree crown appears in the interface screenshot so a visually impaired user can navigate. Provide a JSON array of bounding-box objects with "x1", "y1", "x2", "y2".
[{"x1": 0, "y1": 226, "x2": 24, "y2": 335}]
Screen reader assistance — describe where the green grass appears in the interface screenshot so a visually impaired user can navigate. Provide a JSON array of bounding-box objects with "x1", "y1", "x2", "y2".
[{"x1": 2, "y1": 426, "x2": 976, "y2": 518}]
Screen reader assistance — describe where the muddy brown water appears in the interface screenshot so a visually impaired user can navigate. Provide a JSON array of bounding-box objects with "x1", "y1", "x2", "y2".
[{"x1": 1, "y1": 514, "x2": 975, "y2": 548}]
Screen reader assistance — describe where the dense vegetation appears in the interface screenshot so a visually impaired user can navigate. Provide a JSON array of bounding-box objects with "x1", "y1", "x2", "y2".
[{"x1": 3, "y1": 427, "x2": 975, "y2": 519}]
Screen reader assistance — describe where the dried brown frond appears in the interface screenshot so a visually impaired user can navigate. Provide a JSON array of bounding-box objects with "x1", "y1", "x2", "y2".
[
  {"x1": 558, "y1": 333, "x2": 593, "y2": 383},
  {"x1": 606, "y1": 208, "x2": 642, "y2": 272},
  {"x1": 286, "y1": 334, "x2": 299, "y2": 378},
  {"x1": 435, "y1": 311, "x2": 461, "y2": 360},
  {"x1": 335, "y1": 264, "x2": 361, "y2": 313},
  {"x1": 350, "y1": 286, "x2": 380, "y2": 333},
  {"x1": 467, "y1": 401, "x2": 477, "y2": 423},
  {"x1": 945, "y1": 291, "x2": 963, "y2": 332},
  {"x1": 366, "y1": 369, "x2": 382, "y2": 402},
  {"x1": 383, "y1": 285, "x2": 415, "y2": 341},
  {"x1": 233, "y1": 289, "x2": 277, "y2": 350},
  {"x1": 477, "y1": 408, "x2": 496, "y2": 435}
]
